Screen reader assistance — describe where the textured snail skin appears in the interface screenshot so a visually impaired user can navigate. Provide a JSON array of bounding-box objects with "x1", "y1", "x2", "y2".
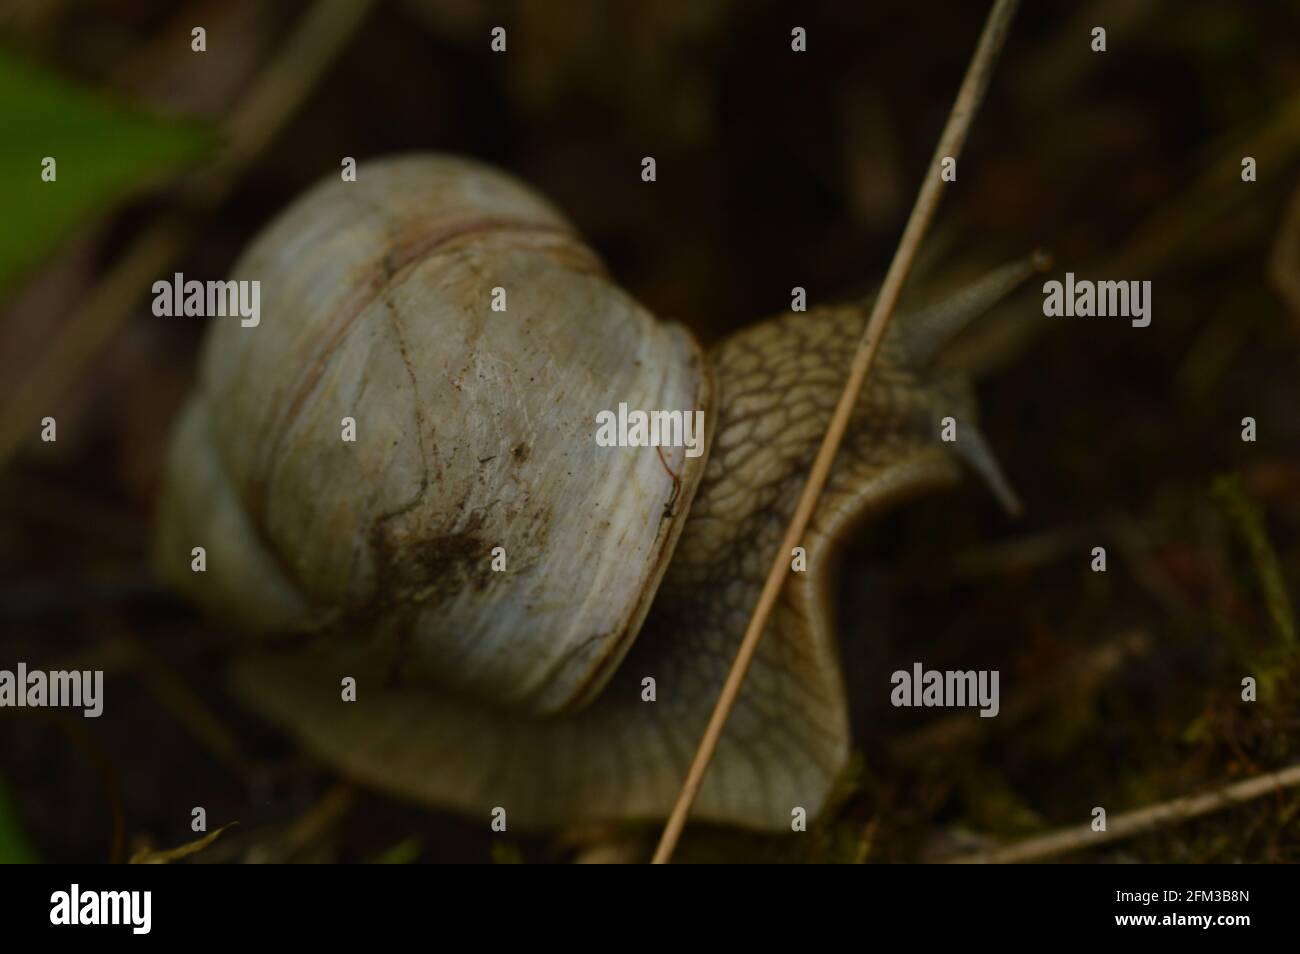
[
  {"x1": 157, "y1": 155, "x2": 1003, "y2": 831},
  {"x1": 229, "y1": 305, "x2": 972, "y2": 830}
]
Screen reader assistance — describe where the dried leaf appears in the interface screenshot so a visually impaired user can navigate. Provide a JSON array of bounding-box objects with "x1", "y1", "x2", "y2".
[{"x1": 129, "y1": 822, "x2": 236, "y2": 864}]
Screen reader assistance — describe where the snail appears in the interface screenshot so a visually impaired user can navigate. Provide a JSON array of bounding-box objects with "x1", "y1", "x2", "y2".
[{"x1": 155, "y1": 154, "x2": 1042, "y2": 831}]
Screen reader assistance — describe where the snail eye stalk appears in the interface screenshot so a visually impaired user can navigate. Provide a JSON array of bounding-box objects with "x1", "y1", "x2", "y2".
[
  {"x1": 947, "y1": 418, "x2": 1023, "y2": 517},
  {"x1": 894, "y1": 249, "x2": 1053, "y2": 365}
]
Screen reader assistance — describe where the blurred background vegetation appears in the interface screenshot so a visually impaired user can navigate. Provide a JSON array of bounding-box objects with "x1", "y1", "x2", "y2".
[{"x1": 0, "y1": 0, "x2": 1297, "y2": 862}]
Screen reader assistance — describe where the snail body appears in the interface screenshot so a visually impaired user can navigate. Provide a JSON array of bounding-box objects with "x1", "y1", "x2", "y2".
[{"x1": 156, "y1": 155, "x2": 1032, "y2": 830}]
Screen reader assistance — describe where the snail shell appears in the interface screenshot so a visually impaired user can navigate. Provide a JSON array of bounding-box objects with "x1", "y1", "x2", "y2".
[
  {"x1": 157, "y1": 155, "x2": 1030, "y2": 830},
  {"x1": 155, "y1": 155, "x2": 712, "y2": 716}
]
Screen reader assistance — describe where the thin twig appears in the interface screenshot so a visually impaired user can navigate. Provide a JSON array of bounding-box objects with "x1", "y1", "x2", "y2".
[
  {"x1": 130, "y1": 822, "x2": 238, "y2": 864},
  {"x1": 891, "y1": 629, "x2": 1151, "y2": 760},
  {"x1": 853, "y1": 815, "x2": 881, "y2": 865},
  {"x1": 944, "y1": 762, "x2": 1300, "y2": 864},
  {"x1": 651, "y1": 0, "x2": 1023, "y2": 864},
  {"x1": 35, "y1": 631, "x2": 250, "y2": 782},
  {"x1": 6, "y1": 710, "x2": 128, "y2": 863},
  {"x1": 122, "y1": 636, "x2": 254, "y2": 781},
  {"x1": 245, "y1": 784, "x2": 355, "y2": 864},
  {"x1": 0, "y1": 0, "x2": 379, "y2": 473}
]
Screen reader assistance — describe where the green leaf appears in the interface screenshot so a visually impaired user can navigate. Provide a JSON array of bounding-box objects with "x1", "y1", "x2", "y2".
[
  {"x1": 0, "y1": 776, "x2": 37, "y2": 864},
  {"x1": 372, "y1": 836, "x2": 423, "y2": 864},
  {"x1": 1212, "y1": 474, "x2": 1297, "y2": 647},
  {"x1": 489, "y1": 841, "x2": 525, "y2": 864},
  {"x1": 0, "y1": 49, "x2": 210, "y2": 297}
]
